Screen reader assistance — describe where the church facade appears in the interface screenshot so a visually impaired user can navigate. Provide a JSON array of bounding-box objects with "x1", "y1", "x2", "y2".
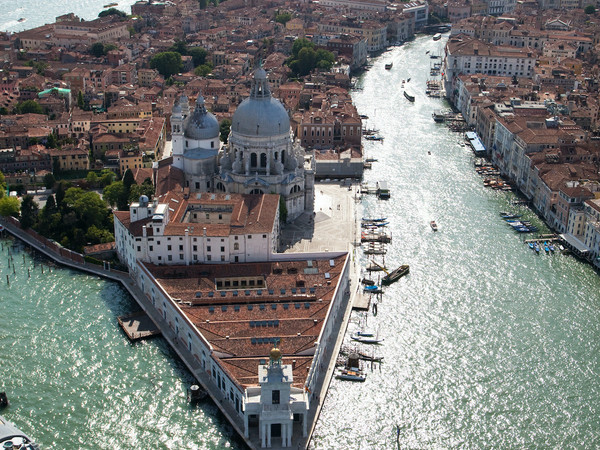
[{"x1": 170, "y1": 68, "x2": 314, "y2": 222}]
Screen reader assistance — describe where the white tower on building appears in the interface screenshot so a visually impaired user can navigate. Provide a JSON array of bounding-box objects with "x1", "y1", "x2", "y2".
[{"x1": 244, "y1": 348, "x2": 309, "y2": 448}]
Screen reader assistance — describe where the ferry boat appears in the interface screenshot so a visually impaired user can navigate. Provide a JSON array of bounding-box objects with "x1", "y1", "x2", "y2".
[{"x1": 0, "y1": 415, "x2": 40, "y2": 450}]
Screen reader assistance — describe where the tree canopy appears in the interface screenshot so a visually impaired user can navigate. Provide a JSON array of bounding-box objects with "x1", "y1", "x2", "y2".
[
  {"x1": 275, "y1": 12, "x2": 292, "y2": 25},
  {"x1": 15, "y1": 100, "x2": 44, "y2": 115},
  {"x1": 150, "y1": 51, "x2": 183, "y2": 78},
  {"x1": 98, "y1": 8, "x2": 127, "y2": 18},
  {"x1": 585, "y1": 4, "x2": 596, "y2": 13},
  {"x1": 287, "y1": 38, "x2": 335, "y2": 77},
  {"x1": 0, "y1": 196, "x2": 19, "y2": 217},
  {"x1": 220, "y1": 119, "x2": 231, "y2": 143},
  {"x1": 20, "y1": 195, "x2": 38, "y2": 229}
]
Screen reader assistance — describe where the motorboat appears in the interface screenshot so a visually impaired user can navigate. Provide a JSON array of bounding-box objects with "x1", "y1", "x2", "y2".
[
  {"x1": 351, "y1": 333, "x2": 384, "y2": 344},
  {"x1": 433, "y1": 33, "x2": 442, "y2": 41},
  {"x1": 0, "y1": 415, "x2": 40, "y2": 450},
  {"x1": 363, "y1": 285, "x2": 383, "y2": 294},
  {"x1": 336, "y1": 368, "x2": 366, "y2": 382},
  {"x1": 381, "y1": 264, "x2": 409, "y2": 286},
  {"x1": 430, "y1": 221, "x2": 438, "y2": 231},
  {"x1": 361, "y1": 278, "x2": 375, "y2": 286},
  {"x1": 404, "y1": 91, "x2": 415, "y2": 102},
  {"x1": 385, "y1": 62, "x2": 393, "y2": 70}
]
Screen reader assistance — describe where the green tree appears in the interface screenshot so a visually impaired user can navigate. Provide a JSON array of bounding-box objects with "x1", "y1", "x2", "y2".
[
  {"x1": 220, "y1": 118, "x2": 231, "y2": 143},
  {"x1": 100, "y1": 169, "x2": 115, "y2": 187},
  {"x1": 275, "y1": 12, "x2": 292, "y2": 25},
  {"x1": 43, "y1": 173, "x2": 56, "y2": 189},
  {"x1": 122, "y1": 168, "x2": 135, "y2": 192},
  {"x1": 86, "y1": 171, "x2": 99, "y2": 187},
  {"x1": 90, "y1": 42, "x2": 105, "y2": 57},
  {"x1": 85, "y1": 225, "x2": 114, "y2": 244},
  {"x1": 98, "y1": 8, "x2": 126, "y2": 18},
  {"x1": 585, "y1": 4, "x2": 596, "y2": 13},
  {"x1": 188, "y1": 47, "x2": 208, "y2": 66},
  {"x1": 169, "y1": 40, "x2": 188, "y2": 55},
  {"x1": 15, "y1": 100, "x2": 44, "y2": 115},
  {"x1": 198, "y1": 0, "x2": 208, "y2": 8},
  {"x1": 46, "y1": 133, "x2": 58, "y2": 148},
  {"x1": 63, "y1": 188, "x2": 111, "y2": 229},
  {"x1": 129, "y1": 179, "x2": 154, "y2": 203},
  {"x1": 150, "y1": 52, "x2": 183, "y2": 78},
  {"x1": 103, "y1": 181, "x2": 129, "y2": 210},
  {"x1": 55, "y1": 180, "x2": 69, "y2": 208},
  {"x1": 0, "y1": 107, "x2": 8, "y2": 115},
  {"x1": 0, "y1": 196, "x2": 20, "y2": 217},
  {"x1": 77, "y1": 91, "x2": 85, "y2": 109},
  {"x1": 20, "y1": 195, "x2": 38, "y2": 229},
  {"x1": 194, "y1": 63, "x2": 213, "y2": 77}
]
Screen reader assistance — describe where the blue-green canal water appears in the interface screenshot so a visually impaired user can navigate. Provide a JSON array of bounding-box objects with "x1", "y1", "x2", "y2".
[
  {"x1": 311, "y1": 36, "x2": 600, "y2": 449},
  {"x1": 0, "y1": 240, "x2": 244, "y2": 449}
]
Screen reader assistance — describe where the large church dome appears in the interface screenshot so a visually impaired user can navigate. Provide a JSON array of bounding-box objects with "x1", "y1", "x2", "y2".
[
  {"x1": 185, "y1": 94, "x2": 219, "y2": 141},
  {"x1": 231, "y1": 68, "x2": 290, "y2": 138}
]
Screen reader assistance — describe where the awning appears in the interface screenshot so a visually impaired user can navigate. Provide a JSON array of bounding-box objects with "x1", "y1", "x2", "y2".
[{"x1": 559, "y1": 233, "x2": 589, "y2": 253}]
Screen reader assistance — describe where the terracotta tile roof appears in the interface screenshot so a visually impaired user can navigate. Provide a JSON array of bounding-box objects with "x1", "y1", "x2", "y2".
[{"x1": 145, "y1": 254, "x2": 348, "y2": 387}]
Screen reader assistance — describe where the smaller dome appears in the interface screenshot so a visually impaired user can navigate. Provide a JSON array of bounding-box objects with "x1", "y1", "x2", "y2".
[
  {"x1": 184, "y1": 93, "x2": 219, "y2": 141},
  {"x1": 269, "y1": 348, "x2": 282, "y2": 361},
  {"x1": 139, "y1": 195, "x2": 149, "y2": 206}
]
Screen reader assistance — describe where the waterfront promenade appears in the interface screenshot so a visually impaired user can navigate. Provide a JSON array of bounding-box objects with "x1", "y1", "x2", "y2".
[{"x1": 0, "y1": 181, "x2": 362, "y2": 449}]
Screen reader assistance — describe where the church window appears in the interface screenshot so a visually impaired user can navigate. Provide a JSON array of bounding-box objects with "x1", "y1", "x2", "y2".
[
  {"x1": 195, "y1": 182, "x2": 200, "y2": 189},
  {"x1": 234, "y1": 243, "x2": 239, "y2": 250},
  {"x1": 193, "y1": 245, "x2": 197, "y2": 251},
  {"x1": 272, "y1": 390, "x2": 280, "y2": 404},
  {"x1": 221, "y1": 246, "x2": 225, "y2": 252},
  {"x1": 211, "y1": 141, "x2": 214, "y2": 148},
  {"x1": 251, "y1": 153, "x2": 258, "y2": 167},
  {"x1": 186, "y1": 140, "x2": 189, "y2": 148},
  {"x1": 260, "y1": 153, "x2": 267, "y2": 168}
]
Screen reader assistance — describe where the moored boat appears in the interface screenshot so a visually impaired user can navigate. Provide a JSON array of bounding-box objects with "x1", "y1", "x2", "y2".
[
  {"x1": 336, "y1": 368, "x2": 367, "y2": 382},
  {"x1": 0, "y1": 415, "x2": 40, "y2": 450},
  {"x1": 403, "y1": 91, "x2": 415, "y2": 102},
  {"x1": 381, "y1": 264, "x2": 409, "y2": 286},
  {"x1": 351, "y1": 333, "x2": 384, "y2": 344}
]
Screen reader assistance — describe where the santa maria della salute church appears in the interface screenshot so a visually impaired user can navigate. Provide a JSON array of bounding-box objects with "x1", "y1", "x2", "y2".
[{"x1": 170, "y1": 68, "x2": 315, "y2": 221}]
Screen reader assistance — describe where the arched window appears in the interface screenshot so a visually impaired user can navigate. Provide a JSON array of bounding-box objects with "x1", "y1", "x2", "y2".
[
  {"x1": 251, "y1": 153, "x2": 257, "y2": 167},
  {"x1": 260, "y1": 153, "x2": 267, "y2": 168},
  {"x1": 281, "y1": 150, "x2": 286, "y2": 165},
  {"x1": 216, "y1": 182, "x2": 226, "y2": 192},
  {"x1": 249, "y1": 188, "x2": 264, "y2": 194}
]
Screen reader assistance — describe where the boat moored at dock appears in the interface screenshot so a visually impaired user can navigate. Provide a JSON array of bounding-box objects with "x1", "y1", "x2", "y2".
[
  {"x1": 381, "y1": 264, "x2": 410, "y2": 285},
  {"x1": 0, "y1": 415, "x2": 39, "y2": 450}
]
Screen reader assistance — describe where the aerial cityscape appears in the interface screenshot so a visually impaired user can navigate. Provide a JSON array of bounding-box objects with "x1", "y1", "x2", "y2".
[{"x1": 1, "y1": 0, "x2": 600, "y2": 448}]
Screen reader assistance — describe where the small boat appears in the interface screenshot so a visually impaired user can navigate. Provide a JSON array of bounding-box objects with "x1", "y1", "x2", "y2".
[
  {"x1": 381, "y1": 264, "x2": 409, "y2": 286},
  {"x1": 430, "y1": 221, "x2": 438, "y2": 231},
  {"x1": 336, "y1": 368, "x2": 366, "y2": 382},
  {"x1": 361, "y1": 278, "x2": 375, "y2": 286},
  {"x1": 528, "y1": 242, "x2": 535, "y2": 250},
  {"x1": 406, "y1": 78, "x2": 411, "y2": 82},
  {"x1": 0, "y1": 415, "x2": 40, "y2": 450},
  {"x1": 544, "y1": 244, "x2": 550, "y2": 253},
  {"x1": 500, "y1": 212, "x2": 521, "y2": 219},
  {"x1": 549, "y1": 244, "x2": 555, "y2": 252},
  {"x1": 104, "y1": 2, "x2": 118, "y2": 7},
  {"x1": 17, "y1": 18, "x2": 26, "y2": 23},
  {"x1": 433, "y1": 33, "x2": 442, "y2": 41},
  {"x1": 427, "y1": 151, "x2": 431, "y2": 155},
  {"x1": 363, "y1": 285, "x2": 383, "y2": 294},
  {"x1": 425, "y1": 50, "x2": 430, "y2": 54},
  {"x1": 558, "y1": 244, "x2": 565, "y2": 251},
  {"x1": 362, "y1": 217, "x2": 387, "y2": 223},
  {"x1": 351, "y1": 333, "x2": 384, "y2": 344},
  {"x1": 534, "y1": 243, "x2": 540, "y2": 253},
  {"x1": 385, "y1": 62, "x2": 393, "y2": 70},
  {"x1": 404, "y1": 91, "x2": 415, "y2": 102}
]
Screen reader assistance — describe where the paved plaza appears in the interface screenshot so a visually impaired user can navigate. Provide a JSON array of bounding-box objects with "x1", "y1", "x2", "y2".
[{"x1": 281, "y1": 181, "x2": 362, "y2": 253}]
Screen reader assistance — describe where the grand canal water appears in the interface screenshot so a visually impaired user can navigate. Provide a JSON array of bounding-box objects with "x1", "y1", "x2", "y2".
[
  {"x1": 0, "y1": 241, "x2": 245, "y2": 449},
  {"x1": 311, "y1": 36, "x2": 600, "y2": 448}
]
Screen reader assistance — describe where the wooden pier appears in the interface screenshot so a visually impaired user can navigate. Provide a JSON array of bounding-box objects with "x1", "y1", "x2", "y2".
[{"x1": 118, "y1": 311, "x2": 161, "y2": 341}]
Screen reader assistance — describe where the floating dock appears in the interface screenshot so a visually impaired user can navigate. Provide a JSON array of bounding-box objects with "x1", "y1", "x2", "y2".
[{"x1": 117, "y1": 311, "x2": 161, "y2": 341}]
